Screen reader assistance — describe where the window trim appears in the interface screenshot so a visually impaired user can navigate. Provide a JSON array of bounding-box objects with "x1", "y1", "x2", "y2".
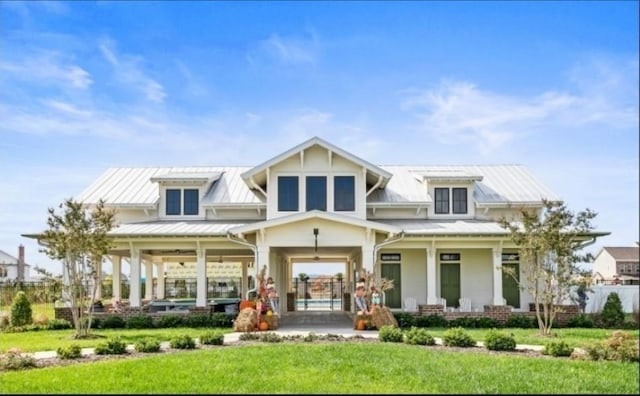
[
  {"x1": 183, "y1": 189, "x2": 199, "y2": 216},
  {"x1": 166, "y1": 189, "x2": 182, "y2": 216},
  {"x1": 452, "y1": 187, "x2": 468, "y2": 214},
  {"x1": 334, "y1": 175, "x2": 355, "y2": 212},
  {"x1": 434, "y1": 188, "x2": 450, "y2": 214},
  {"x1": 278, "y1": 175, "x2": 299, "y2": 212}
]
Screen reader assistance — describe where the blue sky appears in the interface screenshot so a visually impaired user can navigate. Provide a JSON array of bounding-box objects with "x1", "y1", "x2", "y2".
[{"x1": 1, "y1": 1, "x2": 638, "y2": 276}]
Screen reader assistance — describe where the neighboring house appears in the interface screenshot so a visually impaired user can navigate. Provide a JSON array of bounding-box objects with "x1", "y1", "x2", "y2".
[
  {"x1": 592, "y1": 245, "x2": 640, "y2": 285},
  {"x1": 0, "y1": 245, "x2": 31, "y2": 282},
  {"x1": 24, "y1": 136, "x2": 608, "y2": 314}
]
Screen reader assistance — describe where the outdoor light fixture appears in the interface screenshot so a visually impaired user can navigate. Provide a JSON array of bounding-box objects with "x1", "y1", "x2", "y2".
[
  {"x1": 179, "y1": 262, "x2": 184, "y2": 267},
  {"x1": 313, "y1": 228, "x2": 319, "y2": 252}
]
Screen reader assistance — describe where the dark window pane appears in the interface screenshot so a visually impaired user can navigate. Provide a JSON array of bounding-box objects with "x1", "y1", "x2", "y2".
[
  {"x1": 306, "y1": 176, "x2": 327, "y2": 211},
  {"x1": 334, "y1": 176, "x2": 355, "y2": 211},
  {"x1": 166, "y1": 189, "x2": 181, "y2": 215},
  {"x1": 434, "y1": 188, "x2": 449, "y2": 214},
  {"x1": 452, "y1": 188, "x2": 467, "y2": 214},
  {"x1": 183, "y1": 189, "x2": 199, "y2": 215},
  {"x1": 278, "y1": 176, "x2": 299, "y2": 211}
]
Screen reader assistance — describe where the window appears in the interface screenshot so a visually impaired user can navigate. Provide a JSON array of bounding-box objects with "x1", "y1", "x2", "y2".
[
  {"x1": 183, "y1": 189, "x2": 199, "y2": 215},
  {"x1": 452, "y1": 188, "x2": 467, "y2": 214},
  {"x1": 434, "y1": 188, "x2": 449, "y2": 214},
  {"x1": 440, "y1": 253, "x2": 461, "y2": 261},
  {"x1": 334, "y1": 176, "x2": 355, "y2": 211},
  {"x1": 0, "y1": 266, "x2": 7, "y2": 278},
  {"x1": 166, "y1": 189, "x2": 181, "y2": 215},
  {"x1": 278, "y1": 176, "x2": 299, "y2": 211},
  {"x1": 306, "y1": 176, "x2": 327, "y2": 211}
]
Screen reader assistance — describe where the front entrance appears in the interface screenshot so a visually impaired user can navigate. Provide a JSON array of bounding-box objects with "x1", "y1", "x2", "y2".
[
  {"x1": 381, "y1": 263, "x2": 402, "y2": 309},
  {"x1": 289, "y1": 275, "x2": 347, "y2": 311},
  {"x1": 441, "y1": 263, "x2": 461, "y2": 309},
  {"x1": 502, "y1": 263, "x2": 520, "y2": 308}
]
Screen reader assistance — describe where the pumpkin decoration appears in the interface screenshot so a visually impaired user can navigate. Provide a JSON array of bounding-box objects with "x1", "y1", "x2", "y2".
[
  {"x1": 239, "y1": 300, "x2": 256, "y2": 311},
  {"x1": 266, "y1": 310, "x2": 273, "y2": 316},
  {"x1": 259, "y1": 321, "x2": 269, "y2": 331},
  {"x1": 356, "y1": 319, "x2": 366, "y2": 331}
]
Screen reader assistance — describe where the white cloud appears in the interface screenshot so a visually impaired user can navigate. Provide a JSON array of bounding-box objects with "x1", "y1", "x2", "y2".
[
  {"x1": 251, "y1": 31, "x2": 319, "y2": 65},
  {"x1": 401, "y1": 57, "x2": 639, "y2": 155},
  {"x1": 0, "y1": 53, "x2": 93, "y2": 90},
  {"x1": 98, "y1": 38, "x2": 167, "y2": 103}
]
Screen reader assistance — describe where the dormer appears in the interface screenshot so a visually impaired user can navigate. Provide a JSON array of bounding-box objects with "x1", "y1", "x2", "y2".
[
  {"x1": 414, "y1": 168, "x2": 483, "y2": 219},
  {"x1": 240, "y1": 137, "x2": 392, "y2": 220},
  {"x1": 150, "y1": 172, "x2": 222, "y2": 219}
]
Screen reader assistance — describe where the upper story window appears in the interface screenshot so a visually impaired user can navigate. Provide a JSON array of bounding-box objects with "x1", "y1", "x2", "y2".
[
  {"x1": 166, "y1": 189, "x2": 181, "y2": 215},
  {"x1": 183, "y1": 189, "x2": 199, "y2": 215},
  {"x1": 278, "y1": 176, "x2": 299, "y2": 211},
  {"x1": 306, "y1": 176, "x2": 327, "y2": 211},
  {"x1": 434, "y1": 188, "x2": 449, "y2": 214},
  {"x1": 166, "y1": 188, "x2": 199, "y2": 216},
  {"x1": 434, "y1": 187, "x2": 468, "y2": 214},
  {"x1": 452, "y1": 188, "x2": 468, "y2": 214},
  {"x1": 334, "y1": 176, "x2": 355, "y2": 211}
]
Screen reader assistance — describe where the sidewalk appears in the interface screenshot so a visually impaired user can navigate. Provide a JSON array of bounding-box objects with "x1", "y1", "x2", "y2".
[{"x1": 27, "y1": 330, "x2": 544, "y2": 360}]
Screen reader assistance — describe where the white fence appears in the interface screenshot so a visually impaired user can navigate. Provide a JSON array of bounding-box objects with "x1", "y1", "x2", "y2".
[{"x1": 579, "y1": 285, "x2": 639, "y2": 314}]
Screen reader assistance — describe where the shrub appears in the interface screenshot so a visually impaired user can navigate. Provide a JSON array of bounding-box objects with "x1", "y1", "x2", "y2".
[
  {"x1": 57, "y1": 344, "x2": 82, "y2": 360},
  {"x1": 484, "y1": 329, "x2": 516, "y2": 351},
  {"x1": 33, "y1": 313, "x2": 49, "y2": 326},
  {"x1": 134, "y1": 338, "x2": 161, "y2": 353},
  {"x1": 99, "y1": 315, "x2": 126, "y2": 329},
  {"x1": 126, "y1": 315, "x2": 154, "y2": 329},
  {"x1": 238, "y1": 332, "x2": 260, "y2": 341},
  {"x1": 303, "y1": 332, "x2": 320, "y2": 342},
  {"x1": 80, "y1": 316, "x2": 101, "y2": 329},
  {"x1": 47, "y1": 319, "x2": 73, "y2": 330},
  {"x1": 565, "y1": 313, "x2": 594, "y2": 328},
  {"x1": 542, "y1": 340, "x2": 573, "y2": 357},
  {"x1": 183, "y1": 314, "x2": 211, "y2": 328},
  {"x1": 442, "y1": 327, "x2": 476, "y2": 347},
  {"x1": 156, "y1": 315, "x2": 184, "y2": 328},
  {"x1": 404, "y1": 327, "x2": 435, "y2": 346},
  {"x1": 378, "y1": 325, "x2": 404, "y2": 343},
  {"x1": 416, "y1": 314, "x2": 448, "y2": 328},
  {"x1": 210, "y1": 313, "x2": 234, "y2": 328},
  {"x1": 10, "y1": 291, "x2": 32, "y2": 327},
  {"x1": 260, "y1": 332, "x2": 283, "y2": 343},
  {"x1": 0, "y1": 348, "x2": 36, "y2": 371},
  {"x1": 169, "y1": 334, "x2": 196, "y2": 349},
  {"x1": 584, "y1": 331, "x2": 639, "y2": 363},
  {"x1": 600, "y1": 292, "x2": 625, "y2": 328},
  {"x1": 200, "y1": 331, "x2": 224, "y2": 346},
  {"x1": 505, "y1": 314, "x2": 536, "y2": 329},
  {"x1": 95, "y1": 337, "x2": 128, "y2": 355},
  {"x1": 393, "y1": 313, "x2": 416, "y2": 329}
]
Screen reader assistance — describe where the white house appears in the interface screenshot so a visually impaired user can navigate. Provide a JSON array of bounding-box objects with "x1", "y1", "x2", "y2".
[
  {"x1": 592, "y1": 245, "x2": 640, "y2": 285},
  {"x1": 25, "y1": 136, "x2": 608, "y2": 315},
  {"x1": 0, "y1": 245, "x2": 31, "y2": 282}
]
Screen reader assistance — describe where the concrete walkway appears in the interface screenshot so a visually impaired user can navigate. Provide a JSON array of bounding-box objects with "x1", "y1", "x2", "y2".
[{"x1": 26, "y1": 311, "x2": 544, "y2": 360}]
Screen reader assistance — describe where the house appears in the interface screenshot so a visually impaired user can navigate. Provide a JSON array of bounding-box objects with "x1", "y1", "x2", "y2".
[
  {"x1": 25, "y1": 136, "x2": 608, "y2": 317},
  {"x1": 592, "y1": 245, "x2": 640, "y2": 285},
  {"x1": 0, "y1": 245, "x2": 31, "y2": 282}
]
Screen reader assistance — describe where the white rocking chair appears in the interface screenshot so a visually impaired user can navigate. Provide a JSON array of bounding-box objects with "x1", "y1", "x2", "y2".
[
  {"x1": 403, "y1": 297, "x2": 418, "y2": 313},
  {"x1": 458, "y1": 297, "x2": 472, "y2": 312}
]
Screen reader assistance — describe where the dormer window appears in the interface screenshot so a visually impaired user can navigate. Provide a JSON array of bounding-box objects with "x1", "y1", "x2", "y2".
[
  {"x1": 334, "y1": 176, "x2": 355, "y2": 211},
  {"x1": 166, "y1": 188, "x2": 199, "y2": 216},
  {"x1": 306, "y1": 176, "x2": 327, "y2": 211},
  {"x1": 278, "y1": 176, "x2": 299, "y2": 211},
  {"x1": 434, "y1": 187, "x2": 467, "y2": 214}
]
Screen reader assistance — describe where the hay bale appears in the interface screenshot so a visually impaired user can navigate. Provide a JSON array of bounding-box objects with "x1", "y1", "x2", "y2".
[
  {"x1": 233, "y1": 308, "x2": 258, "y2": 332},
  {"x1": 371, "y1": 306, "x2": 398, "y2": 329},
  {"x1": 264, "y1": 314, "x2": 279, "y2": 330}
]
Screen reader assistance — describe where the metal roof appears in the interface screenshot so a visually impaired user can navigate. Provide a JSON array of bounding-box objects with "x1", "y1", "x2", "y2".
[
  {"x1": 108, "y1": 221, "x2": 248, "y2": 237},
  {"x1": 376, "y1": 219, "x2": 512, "y2": 235},
  {"x1": 77, "y1": 164, "x2": 559, "y2": 208},
  {"x1": 149, "y1": 172, "x2": 222, "y2": 184}
]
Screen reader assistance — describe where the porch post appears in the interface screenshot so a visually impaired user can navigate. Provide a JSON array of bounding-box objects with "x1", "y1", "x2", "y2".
[
  {"x1": 95, "y1": 259, "x2": 103, "y2": 300},
  {"x1": 241, "y1": 261, "x2": 248, "y2": 299},
  {"x1": 111, "y1": 255, "x2": 121, "y2": 301},
  {"x1": 129, "y1": 249, "x2": 142, "y2": 307},
  {"x1": 362, "y1": 244, "x2": 374, "y2": 274},
  {"x1": 196, "y1": 248, "x2": 207, "y2": 307},
  {"x1": 492, "y1": 246, "x2": 504, "y2": 305},
  {"x1": 156, "y1": 261, "x2": 165, "y2": 299},
  {"x1": 144, "y1": 260, "x2": 154, "y2": 301},
  {"x1": 257, "y1": 245, "x2": 270, "y2": 279},
  {"x1": 426, "y1": 247, "x2": 437, "y2": 304}
]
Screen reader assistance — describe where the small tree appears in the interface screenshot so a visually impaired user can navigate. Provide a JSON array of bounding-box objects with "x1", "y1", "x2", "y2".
[
  {"x1": 600, "y1": 292, "x2": 625, "y2": 328},
  {"x1": 40, "y1": 198, "x2": 116, "y2": 338},
  {"x1": 499, "y1": 199, "x2": 597, "y2": 336},
  {"x1": 10, "y1": 291, "x2": 33, "y2": 327}
]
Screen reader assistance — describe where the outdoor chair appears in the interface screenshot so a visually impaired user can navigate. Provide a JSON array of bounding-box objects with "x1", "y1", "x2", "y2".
[
  {"x1": 403, "y1": 296, "x2": 418, "y2": 312},
  {"x1": 437, "y1": 297, "x2": 447, "y2": 312},
  {"x1": 458, "y1": 297, "x2": 472, "y2": 312}
]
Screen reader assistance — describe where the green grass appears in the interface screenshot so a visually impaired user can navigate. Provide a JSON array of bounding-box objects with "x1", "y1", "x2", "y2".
[
  {"x1": 0, "y1": 327, "x2": 232, "y2": 353},
  {"x1": 1, "y1": 343, "x2": 637, "y2": 394},
  {"x1": 0, "y1": 303, "x2": 56, "y2": 321}
]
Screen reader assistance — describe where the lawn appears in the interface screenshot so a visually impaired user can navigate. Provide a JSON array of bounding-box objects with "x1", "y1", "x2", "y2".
[{"x1": 1, "y1": 343, "x2": 638, "y2": 394}]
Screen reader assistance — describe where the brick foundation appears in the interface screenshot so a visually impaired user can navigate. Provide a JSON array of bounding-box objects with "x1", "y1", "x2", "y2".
[{"x1": 418, "y1": 304, "x2": 445, "y2": 315}]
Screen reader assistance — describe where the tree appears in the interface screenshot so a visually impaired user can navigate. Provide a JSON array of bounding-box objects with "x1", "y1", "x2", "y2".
[
  {"x1": 40, "y1": 198, "x2": 116, "y2": 338},
  {"x1": 499, "y1": 199, "x2": 597, "y2": 336}
]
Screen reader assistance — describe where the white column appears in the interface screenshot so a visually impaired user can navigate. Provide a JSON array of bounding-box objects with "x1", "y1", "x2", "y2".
[
  {"x1": 61, "y1": 257, "x2": 71, "y2": 307},
  {"x1": 112, "y1": 255, "x2": 121, "y2": 302},
  {"x1": 156, "y1": 262, "x2": 165, "y2": 299},
  {"x1": 493, "y1": 246, "x2": 504, "y2": 305},
  {"x1": 257, "y1": 245, "x2": 270, "y2": 280},
  {"x1": 129, "y1": 249, "x2": 142, "y2": 307},
  {"x1": 426, "y1": 247, "x2": 437, "y2": 304},
  {"x1": 241, "y1": 261, "x2": 248, "y2": 300},
  {"x1": 95, "y1": 260, "x2": 103, "y2": 300},
  {"x1": 196, "y1": 248, "x2": 207, "y2": 307},
  {"x1": 362, "y1": 244, "x2": 374, "y2": 274},
  {"x1": 144, "y1": 260, "x2": 153, "y2": 301}
]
